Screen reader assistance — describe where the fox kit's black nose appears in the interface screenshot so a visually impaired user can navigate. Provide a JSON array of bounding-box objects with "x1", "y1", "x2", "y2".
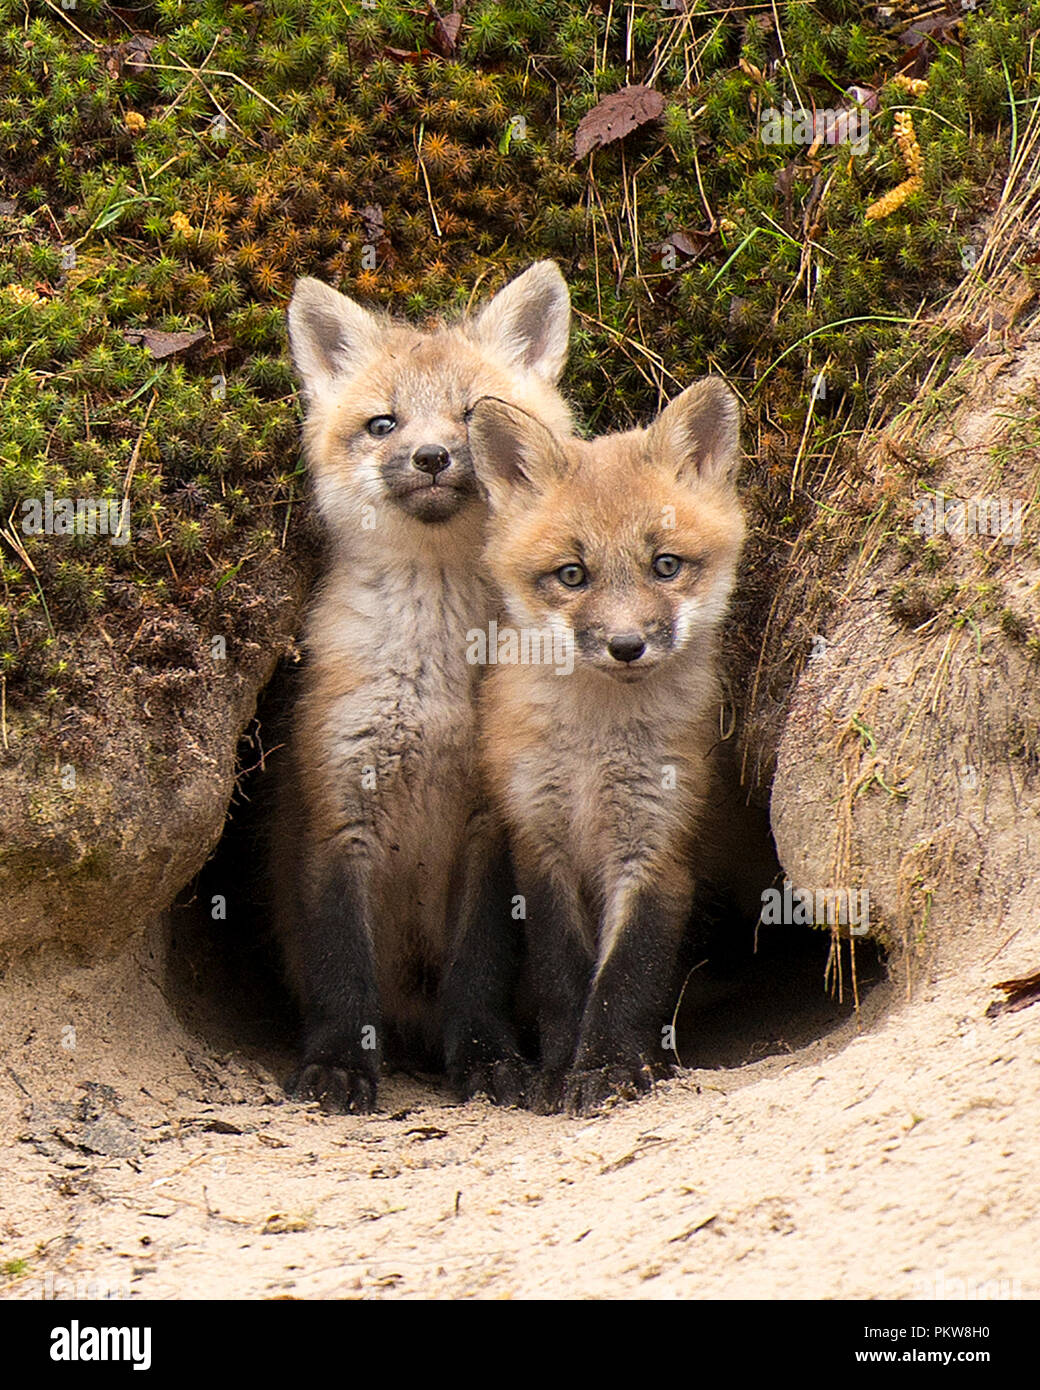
[
  {"x1": 608, "y1": 633, "x2": 646, "y2": 663},
  {"x1": 413, "y1": 444, "x2": 451, "y2": 477}
]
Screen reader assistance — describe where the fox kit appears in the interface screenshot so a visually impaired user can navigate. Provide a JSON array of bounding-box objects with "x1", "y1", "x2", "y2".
[
  {"x1": 468, "y1": 379, "x2": 745, "y2": 1114},
  {"x1": 276, "y1": 263, "x2": 572, "y2": 1112}
]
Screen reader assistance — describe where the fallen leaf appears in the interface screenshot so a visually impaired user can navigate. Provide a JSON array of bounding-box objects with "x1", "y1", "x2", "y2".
[
  {"x1": 898, "y1": 11, "x2": 962, "y2": 78},
  {"x1": 102, "y1": 34, "x2": 158, "y2": 79},
  {"x1": 987, "y1": 968, "x2": 1040, "y2": 1017},
  {"x1": 574, "y1": 84, "x2": 666, "y2": 160},
  {"x1": 661, "y1": 228, "x2": 716, "y2": 260},
  {"x1": 123, "y1": 34, "x2": 159, "y2": 69},
  {"x1": 430, "y1": 5, "x2": 462, "y2": 58},
  {"x1": 361, "y1": 203, "x2": 385, "y2": 242},
  {"x1": 124, "y1": 327, "x2": 209, "y2": 359},
  {"x1": 900, "y1": 12, "x2": 963, "y2": 47},
  {"x1": 201, "y1": 1118, "x2": 244, "y2": 1135},
  {"x1": 384, "y1": 46, "x2": 439, "y2": 64}
]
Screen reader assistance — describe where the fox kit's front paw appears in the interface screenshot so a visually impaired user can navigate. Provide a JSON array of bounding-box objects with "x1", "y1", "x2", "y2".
[
  {"x1": 286, "y1": 1062, "x2": 378, "y2": 1114},
  {"x1": 563, "y1": 1061, "x2": 657, "y2": 1116},
  {"x1": 524, "y1": 1068, "x2": 569, "y2": 1114},
  {"x1": 452, "y1": 1056, "x2": 529, "y2": 1108}
]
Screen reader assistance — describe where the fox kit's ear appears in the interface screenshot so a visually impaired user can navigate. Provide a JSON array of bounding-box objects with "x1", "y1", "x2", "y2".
[
  {"x1": 472, "y1": 261, "x2": 571, "y2": 383},
  {"x1": 468, "y1": 398, "x2": 569, "y2": 508},
  {"x1": 650, "y1": 377, "x2": 741, "y2": 485},
  {"x1": 288, "y1": 277, "x2": 381, "y2": 399}
]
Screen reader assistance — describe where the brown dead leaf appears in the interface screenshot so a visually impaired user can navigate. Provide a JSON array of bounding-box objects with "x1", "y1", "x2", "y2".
[
  {"x1": 661, "y1": 229, "x2": 717, "y2": 261},
  {"x1": 361, "y1": 204, "x2": 385, "y2": 242},
  {"x1": 987, "y1": 969, "x2": 1040, "y2": 1018},
  {"x1": 898, "y1": 10, "x2": 963, "y2": 78},
  {"x1": 124, "y1": 327, "x2": 209, "y2": 360},
  {"x1": 900, "y1": 11, "x2": 963, "y2": 47},
  {"x1": 430, "y1": 5, "x2": 463, "y2": 58},
  {"x1": 103, "y1": 34, "x2": 158, "y2": 80},
  {"x1": 384, "y1": 46, "x2": 439, "y2": 64},
  {"x1": 574, "y1": 85, "x2": 666, "y2": 160},
  {"x1": 123, "y1": 34, "x2": 159, "y2": 69}
]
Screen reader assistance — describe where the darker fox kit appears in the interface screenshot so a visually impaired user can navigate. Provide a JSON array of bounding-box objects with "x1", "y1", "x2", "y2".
[
  {"x1": 275, "y1": 263, "x2": 572, "y2": 1112},
  {"x1": 469, "y1": 379, "x2": 746, "y2": 1114}
]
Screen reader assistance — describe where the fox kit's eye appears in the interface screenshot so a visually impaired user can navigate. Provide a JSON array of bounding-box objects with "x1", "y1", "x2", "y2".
[
  {"x1": 366, "y1": 415, "x2": 397, "y2": 437},
  {"x1": 652, "y1": 554, "x2": 682, "y2": 579},
  {"x1": 556, "y1": 563, "x2": 587, "y2": 588}
]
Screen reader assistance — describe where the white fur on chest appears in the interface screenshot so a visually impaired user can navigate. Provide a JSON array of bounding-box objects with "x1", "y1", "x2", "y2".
[
  {"x1": 310, "y1": 545, "x2": 493, "y2": 799},
  {"x1": 505, "y1": 661, "x2": 715, "y2": 886}
]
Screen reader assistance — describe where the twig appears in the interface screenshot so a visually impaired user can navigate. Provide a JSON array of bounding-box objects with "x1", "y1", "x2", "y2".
[
  {"x1": 120, "y1": 390, "x2": 157, "y2": 513},
  {"x1": 39, "y1": 0, "x2": 98, "y2": 46},
  {"x1": 414, "y1": 126, "x2": 442, "y2": 239},
  {"x1": 0, "y1": 521, "x2": 54, "y2": 639},
  {"x1": 669, "y1": 959, "x2": 707, "y2": 1069},
  {"x1": 132, "y1": 61, "x2": 283, "y2": 116}
]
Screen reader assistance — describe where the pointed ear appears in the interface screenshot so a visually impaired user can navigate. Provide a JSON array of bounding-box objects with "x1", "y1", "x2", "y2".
[
  {"x1": 468, "y1": 398, "x2": 569, "y2": 508},
  {"x1": 648, "y1": 377, "x2": 741, "y2": 484},
  {"x1": 471, "y1": 261, "x2": 571, "y2": 383},
  {"x1": 287, "y1": 277, "x2": 381, "y2": 398}
]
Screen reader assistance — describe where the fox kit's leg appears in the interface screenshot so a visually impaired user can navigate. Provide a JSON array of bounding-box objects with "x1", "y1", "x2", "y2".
[
  {"x1": 275, "y1": 683, "x2": 387, "y2": 1114},
  {"x1": 564, "y1": 873, "x2": 690, "y2": 1115},
  {"x1": 516, "y1": 861, "x2": 596, "y2": 1113},
  {"x1": 285, "y1": 850, "x2": 382, "y2": 1113},
  {"x1": 442, "y1": 816, "x2": 526, "y2": 1106}
]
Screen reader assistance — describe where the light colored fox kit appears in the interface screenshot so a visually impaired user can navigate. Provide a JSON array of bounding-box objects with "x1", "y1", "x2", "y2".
[
  {"x1": 468, "y1": 378, "x2": 745, "y2": 1114},
  {"x1": 276, "y1": 263, "x2": 572, "y2": 1112}
]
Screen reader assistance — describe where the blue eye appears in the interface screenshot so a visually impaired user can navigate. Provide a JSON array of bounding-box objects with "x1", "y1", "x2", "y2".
[
  {"x1": 367, "y1": 415, "x2": 396, "y2": 437},
  {"x1": 557, "y1": 563, "x2": 587, "y2": 588},
  {"x1": 652, "y1": 554, "x2": 682, "y2": 579}
]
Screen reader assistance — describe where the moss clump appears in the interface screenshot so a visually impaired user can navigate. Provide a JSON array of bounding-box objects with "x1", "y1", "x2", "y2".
[
  {"x1": 890, "y1": 580, "x2": 938, "y2": 628},
  {"x1": 1, "y1": 0, "x2": 1038, "y2": 713},
  {"x1": 1000, "y1": 607, "x2": 1032, "y2": 643}
]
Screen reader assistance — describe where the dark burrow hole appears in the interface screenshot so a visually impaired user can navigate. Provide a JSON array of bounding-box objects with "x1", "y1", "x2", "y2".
[{"x1": 164, "y1": 661, "x2": 887, "y2": 1096}]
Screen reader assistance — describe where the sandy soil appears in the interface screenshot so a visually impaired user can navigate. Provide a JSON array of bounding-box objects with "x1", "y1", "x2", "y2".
[{"x1": 1, "y1": 910, "x2": 1037, "y2": 1303}]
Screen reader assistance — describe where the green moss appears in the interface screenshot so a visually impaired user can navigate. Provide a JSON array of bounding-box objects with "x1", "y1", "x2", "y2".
[
  {"x1": 1000, "y1": 608, "x2": 1032, "y2": 643},
  {"x1": 0, "y1": 0, "x2": 1038, "y2": 704},
  {"x1": 890, "y1": 580, "x2": 937, "y2": 628}
]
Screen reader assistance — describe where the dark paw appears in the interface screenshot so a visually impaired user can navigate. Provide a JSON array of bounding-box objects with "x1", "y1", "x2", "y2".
[
  {"x1": 453, "y1": 1056, "x2": 530, "y2": 1108},
  {"x1": 563, "y1": 1061, "x2": 657, "y2": 1116},
  {"x1": 525, "y1": 1068, "x2": 568, "y2": 1115},
  {"x1": 286, "y1": 1062, "x2": 378, "y2": 1114}
]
